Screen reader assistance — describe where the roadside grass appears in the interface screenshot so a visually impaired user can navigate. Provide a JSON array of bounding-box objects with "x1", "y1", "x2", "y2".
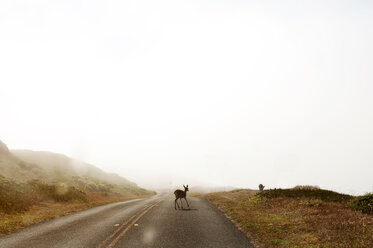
[
  {"x1": 0, "y1": 176, "x2": 87, "y2": 214},
  {"x1": 201, "y1": 188, "x2": 373, "y2": 248},
  {"x1": 0, "y1": 175, "x2": 154, "y2": 235},
  {"x1": 0, "y1": 192, "x2": 149, "y2": 235},
  {"x1": 0, "y1": 192, "x2": 153, "y2": 235}
]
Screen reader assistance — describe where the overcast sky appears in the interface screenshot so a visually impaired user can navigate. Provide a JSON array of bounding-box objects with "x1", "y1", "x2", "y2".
[{"x1": 1, "y1": 0, "x2": 372, "y2": 194}]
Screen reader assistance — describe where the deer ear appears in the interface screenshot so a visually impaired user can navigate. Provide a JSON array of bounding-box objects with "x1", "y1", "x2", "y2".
[
  {"x1": 183, "y1": 185, "x2": 185, "y2": 187},
  {"x1": 187, "y1": 185, "x2": 188, "y2": 187}
]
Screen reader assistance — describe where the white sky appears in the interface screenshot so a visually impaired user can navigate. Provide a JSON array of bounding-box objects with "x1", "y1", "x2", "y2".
[{"x1": 1, "y1": 0, "x2": 372, "y2": 194}]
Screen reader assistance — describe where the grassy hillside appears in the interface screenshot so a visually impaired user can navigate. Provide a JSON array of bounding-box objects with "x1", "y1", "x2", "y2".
[
  {"x1": 201, "y1": 187, "x2": 373, "y2": 248},
  {"x1": 0, "y1": 143, "x2": 46, "y2": 182},
  {"x1": 11, "y1": 150, "x2": 136, "y2": 187},
  {"x1": 0, "y1": 147, "x2": 149, "y2": 196},
  {"x1": 0, "y1": 139, "x2": 154, "y2": 234}
]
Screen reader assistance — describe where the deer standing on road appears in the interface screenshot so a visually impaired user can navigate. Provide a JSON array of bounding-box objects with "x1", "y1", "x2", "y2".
[{"x1": 174, "y1": 185, "x2": 189, "y2": 210}]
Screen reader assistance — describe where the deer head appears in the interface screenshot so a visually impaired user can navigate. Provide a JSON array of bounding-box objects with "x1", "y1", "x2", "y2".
[{"x1": 183, "y1": 185, "x2": 189, "y2": 192}]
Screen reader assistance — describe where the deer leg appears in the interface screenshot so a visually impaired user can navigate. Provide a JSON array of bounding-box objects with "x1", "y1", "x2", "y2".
[
  {"x1": 184, "y1": 197, "x2": 190, "y2": 207},
  {"x1": 175, "y1": 198, "x2": 179, "y2": 209},
  {"x1": 180, "y1": 198, "x2": 184, "y2": 209}
]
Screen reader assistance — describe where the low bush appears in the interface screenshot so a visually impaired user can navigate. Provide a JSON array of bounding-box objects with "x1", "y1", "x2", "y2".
[
  {"x1": 0, "y1": 176, "x2": 30, "y2": 213},
  {"x1": 259, "y1": 188, "x2": 353, "y2": 202},
  {"x1": 0, "y1": 177, "x2": 87, "y2": 214},
  {"x1": 28, "y1": 180, "x2": 87, "y2": 203},
  {"x1": 349, "y1": 193, "x2": 373, "y2": 214},
  {"x1": 292, "y1": 185, "x2": 320, "y2": 190},
  {"x1": 1, "y1": 174, "x2": 153, "y2": 215}
]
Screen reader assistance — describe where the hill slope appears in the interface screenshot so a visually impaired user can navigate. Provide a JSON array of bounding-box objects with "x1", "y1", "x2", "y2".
[
  {"x1": 0, "y1": 138, "x2": 139, "y2": 189},
  {"x1": 11, "y1": 149, "x2": 136, "y2": 187},
  {"x1": 0, "y1": 139, "x2": 152, "y2": 197},
  {"x1": 0, "y1": 140, "x2": 10, "y2": 155},
  {"x1": 0, "y1": 146, "x2": 46, "y2": 182}
]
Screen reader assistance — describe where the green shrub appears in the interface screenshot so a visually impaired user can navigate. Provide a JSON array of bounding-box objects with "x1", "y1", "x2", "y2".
[
  {"x1": 1, "y1": 174, "x2": 152, "y2": 214},
  {"x1": 259, "y1": 188, "x2": 353, "y2": 202},
  {"x1": 0, "y1": 178, "x2": 29, "y2": 213},
  {"x1": 349, "y1": 194, "x2": 373, "y2": 214},
  {"x1": 28, "y1": 180, "x2": 86, "y2": 202},
  {"x1": 0, "y1": 176, "x2": 87, "y2": 214},
  {"x1": 292, "y1": 185, "x2": 320, "y2": 190}
]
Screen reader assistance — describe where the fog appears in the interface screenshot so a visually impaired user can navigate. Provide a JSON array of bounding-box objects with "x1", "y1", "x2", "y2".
[{"x1": 1, "y1": 0, "x2": 372, "y2": 195}]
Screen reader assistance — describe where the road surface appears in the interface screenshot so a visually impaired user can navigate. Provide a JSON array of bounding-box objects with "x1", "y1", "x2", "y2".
[{"x1": 0, "y1": 194, "x2": 254, "y2": 248}]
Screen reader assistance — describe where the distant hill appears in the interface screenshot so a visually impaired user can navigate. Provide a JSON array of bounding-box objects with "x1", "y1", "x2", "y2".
[
  {"x1": 0, "y1": 143, "x2": 46, "y2": 182},
  {"x1": 0, "y1": 139, "x2": 148, "y2": 195},
  {"x1": 0, "y1": 140, "x2": 10, "y2": 155},
  {"x1": 12, "y1": 150, "x2": 136, "y2": 187}
]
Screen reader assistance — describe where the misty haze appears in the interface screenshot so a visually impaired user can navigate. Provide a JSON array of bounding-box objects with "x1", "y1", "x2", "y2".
[{"x1": 1, "y1": 1, "x2": 373, "y2": 247}]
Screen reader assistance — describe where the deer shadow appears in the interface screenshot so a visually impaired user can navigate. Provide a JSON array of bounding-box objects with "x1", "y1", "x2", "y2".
[{"x1": 177, "y1": 208, "x2": 198, "y2": 211}]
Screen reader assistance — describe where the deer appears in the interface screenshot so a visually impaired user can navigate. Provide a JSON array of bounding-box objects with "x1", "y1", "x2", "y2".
[
  {"x1": 174, "y1": 185, "x2": 189, "y2": 210},
  {"x1": 259, "y1": 184, "x2": 265, "y2": 192}
]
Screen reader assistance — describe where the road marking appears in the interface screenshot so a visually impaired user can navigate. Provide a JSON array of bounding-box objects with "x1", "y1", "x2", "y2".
[
  {"x1": 96, "y1": 214, "x2": 137, "y2": 248},
  {"x1": 97, "y1": 199, "x2": 162, "y2": 248},
  {"x1": 97, "y1": 204, "x2": 150, "y2": 248},
  {"x1": 106, "y1": 200, "x2": 162, "y2": 248}
]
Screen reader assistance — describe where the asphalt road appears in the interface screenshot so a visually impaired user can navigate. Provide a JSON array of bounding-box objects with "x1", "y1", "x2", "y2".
[{"x1": 0, "y1": 194, "x2": 254, "y2": 248}]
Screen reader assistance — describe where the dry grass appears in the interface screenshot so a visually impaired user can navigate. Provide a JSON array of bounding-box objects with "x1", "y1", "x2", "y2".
[
  {"x1": 202, "y1": 189, "x2": 373, "y2": 248},
  {"x1": 0, "y1": 193, "x2": 150, "y2": 235}
]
